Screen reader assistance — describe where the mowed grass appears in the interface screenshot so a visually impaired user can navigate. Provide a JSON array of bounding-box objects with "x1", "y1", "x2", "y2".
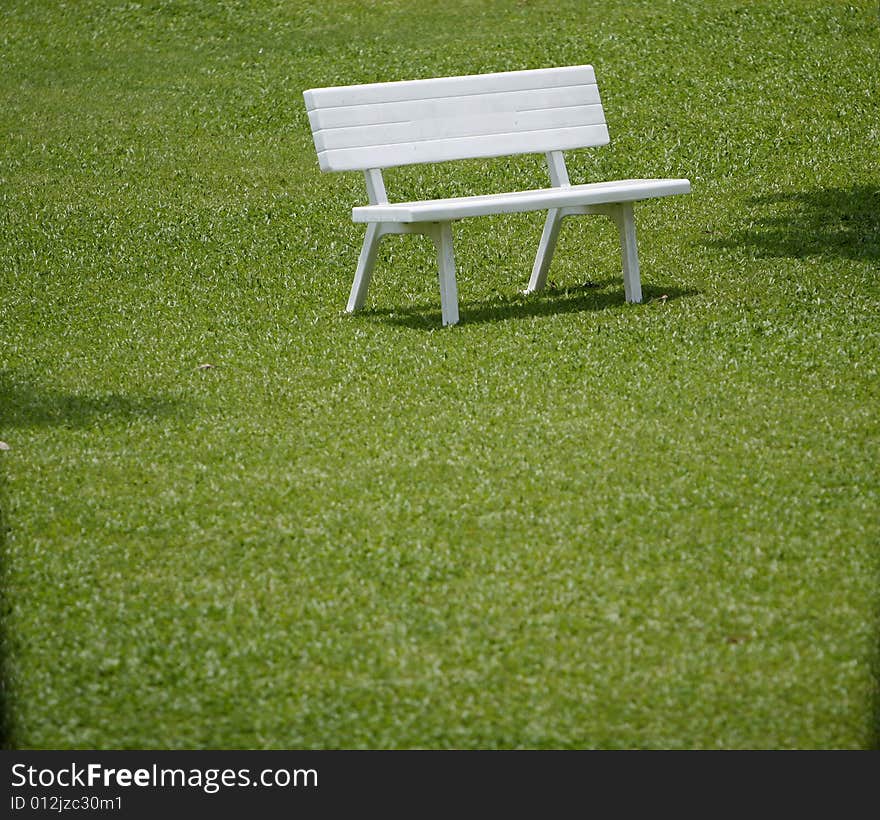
[{"x1": 1, "y1": 0, "x2": 877, "y2": 748}]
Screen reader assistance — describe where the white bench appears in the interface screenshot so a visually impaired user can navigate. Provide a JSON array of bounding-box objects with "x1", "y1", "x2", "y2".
[{"x1": 303, "y1": 65, "x2": 690, "y2": 326}]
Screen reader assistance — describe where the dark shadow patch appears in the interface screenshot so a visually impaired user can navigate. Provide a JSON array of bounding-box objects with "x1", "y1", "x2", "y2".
[
  {"x1": 0, "y1": 475, "x2": 12, "y2": 749},
  {"x1": 872, "y1": 574, "x2": 880, "y2": 750},
  {"x1": 706, "y1": 186, "x2": 880, "y2": 750},
  {"x1": 0, "y1": 374, "x2": 185, "y2": 431},
  {"x1": 872, "y1": 653, "x2": 880, "y2": 749},
  {"x1": 704, "y1": 186, "x2": 880, "y2": 262},
  {"x1": 0, "y1": 378, "x2": 186, "y2": 748},
  {"x1": 361, "y1": 281, "x2": 697, "y2": 330}
]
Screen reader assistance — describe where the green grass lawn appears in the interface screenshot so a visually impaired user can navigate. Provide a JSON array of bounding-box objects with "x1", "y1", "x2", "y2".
[{"x1": 1, "y1": 0, "x2": 877, "y2": 749}]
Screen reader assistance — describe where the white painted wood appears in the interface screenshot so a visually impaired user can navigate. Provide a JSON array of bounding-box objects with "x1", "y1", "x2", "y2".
[
  {"x1": 526, "y1": 202, "x2": 644, "y2": 299},
  {"x1": 305, "y1": 65, "x2": 607, "y2": 171},
  {"x1": 312, "y1": 104, "x2": 605, "y2": 153},
  {"x1": 611, "y1": 203, "x2": 642, "y2": 303},
  {"x1": 347, "y1": 220, "x2": 456, "y2": 311},
  {"x1": 546, "y1": 151, "x2": 570, "y2": 187},
  {"x1": 352, "y1": 179, "x2": 691, "y2": 223},
  {"x1": 525, "y1": 153, "x2": 570, "y2": 290},
  {"x1": 316, "y1": 124, "x2": 609, "y2": 172},
  {"x1": 347, "y1": 222, "x2": 383, "y2": 312},
  {"x1": 527, "y1": 209, "x2": 565, "y2": 293},
  {"x1": 431, "y1": 222, "x2": 459, "y2": 326},
  {"x1": 304, "y1": 65, "x2": 596, "y2": 110},
  {"x1": 307, "y1": 84, "x2": 602, "y2": 132},
  {"x1": 364, "y1": 168, "x2": 387, "y2": 204}
]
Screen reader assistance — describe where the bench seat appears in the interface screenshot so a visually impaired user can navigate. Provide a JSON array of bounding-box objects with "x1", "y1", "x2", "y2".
[{"x1": 352, "y1": 178, "x2": 691, "y2": 223}]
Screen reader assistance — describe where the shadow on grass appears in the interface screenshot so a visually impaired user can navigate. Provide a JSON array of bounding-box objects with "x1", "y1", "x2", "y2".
[
  {"x1": 363, "y1": 280, "x2": 697, "y2": 329},
  {"x1": 704, "y1": 185, "x2": 880, "y2": 262},
  {"x1": 0, "y1": 378, "x2": 185, "y2": 747},
  {"x1": 874, "y1": 641, "x2": 880, "y2": 750},
  {"x1": 713, "y1": 185, "x2": 880, "y2": 748},
  {"x1": 0, "y1": 477, "x2": 11, "y2": 749},
  {"x1": 873, "y1": 576, "x2": 880, "y2": 750},
  {"x1": 0, "y1": 375, "x2": 184, "y2": 431}
]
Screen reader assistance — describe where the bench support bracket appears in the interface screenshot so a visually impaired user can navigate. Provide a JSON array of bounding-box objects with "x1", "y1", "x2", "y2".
[
  {"x1": 526, "y1": 202, "x2": 642, "y2": 303},
  {"x1": 347, "y1": 168, "x2": 461, "y2": 326},
  {"x1": 347, "y1": 220, "x2": 460, "y2": 326}
]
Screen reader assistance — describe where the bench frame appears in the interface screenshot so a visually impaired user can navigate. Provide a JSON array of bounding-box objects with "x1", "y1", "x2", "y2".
[
  {"x1": 304, "y1": 66, "x2": 689, "y2": 326},
  {"x1": 348, "y1": 157, "x2": 644, "y2": 327}
]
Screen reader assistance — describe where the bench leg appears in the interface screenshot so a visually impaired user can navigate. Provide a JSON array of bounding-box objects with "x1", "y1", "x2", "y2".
[
  {"x1": 526, "y1": 208, "x2": 564, "y2": 293},
  {"x1": 347, "y1": 222, "x2": 383, "y2": 312},
  {"x1": 431, "y1": 222, "x2": 459, "y2": 326},
  {"x1": 611, "y1": 203, "x2": 642, "y2": 303}
]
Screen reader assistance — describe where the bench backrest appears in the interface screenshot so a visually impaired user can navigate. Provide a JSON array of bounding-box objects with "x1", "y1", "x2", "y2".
[{"x1": 304, "y1": 65, "x2": 608, "y2": 173}]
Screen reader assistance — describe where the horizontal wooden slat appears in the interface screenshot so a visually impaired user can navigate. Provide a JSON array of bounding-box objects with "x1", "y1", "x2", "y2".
[
  {"x1": 307, "y1": 83, "x2": 602, "y2": 131},
  {"x1": 351, "y1": 179, "x2": 693, "y2": 223},
  {"x1": 304, "y1": 65, "x2": 611, "y2": 171},
  {"x1": 313, "y1": 104, "x2": 605, "y2": 152},
  {"x1": 316, "y1": 124, "x2": 610, "y2": 171},
  {"x1": 303, "y1": 65, "x2": 596, "y2": 111}
]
